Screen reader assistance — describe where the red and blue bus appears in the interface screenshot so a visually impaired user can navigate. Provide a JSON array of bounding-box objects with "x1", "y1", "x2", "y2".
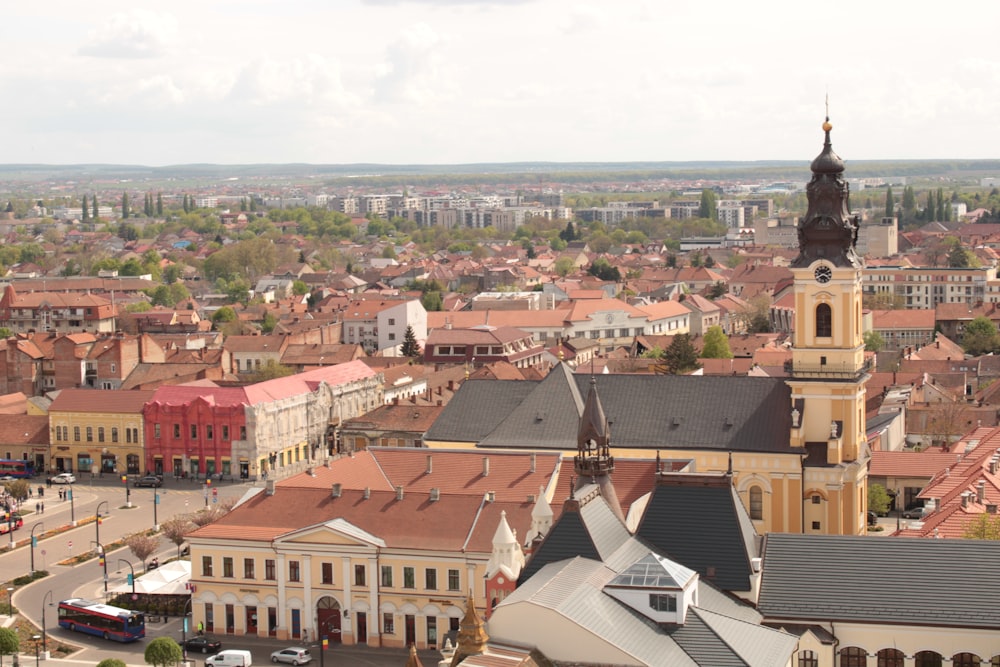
[
  {"x1": 0, "y1": 459, "x2": 35, "y2": 479},
  {"x1": 57, "y1": 599, "x2": 145, "y2": 642}
]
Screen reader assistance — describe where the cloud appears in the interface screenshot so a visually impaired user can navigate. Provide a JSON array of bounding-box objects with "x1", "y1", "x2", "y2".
[
  {"x1": 78, "y1": 9, "x2": 179, "y2": 59},
  {"x1": 372, "y1": 22, "x2": 450, "y2": 106},
  {"x1": 226, "y1": 54, "x2": 354, "y2": 108}
]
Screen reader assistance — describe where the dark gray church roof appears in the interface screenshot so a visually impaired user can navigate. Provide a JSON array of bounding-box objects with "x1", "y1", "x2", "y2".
[
  {"x1": 759, "y1": 534, "x2": 1000, "y2": 629},
  {"x1": 636, "y1": 475, "x2": 761, "y2": 592},
  {"x1": 427, "y1": 369, "x2": 797, "y2": 454}
]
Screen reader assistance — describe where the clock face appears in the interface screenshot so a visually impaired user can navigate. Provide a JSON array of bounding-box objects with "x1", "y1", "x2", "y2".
[{"x1": 814, "y1": 265, "x2": 832, "y2": 284}]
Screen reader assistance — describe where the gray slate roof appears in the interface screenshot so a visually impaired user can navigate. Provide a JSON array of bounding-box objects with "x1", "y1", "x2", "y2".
[
  {"x1": 427, "y1": 369, "x2": 797, "y2": 454},
  {"x1": 759, "y1": 534, "x2": 1000, "y2": 629}
]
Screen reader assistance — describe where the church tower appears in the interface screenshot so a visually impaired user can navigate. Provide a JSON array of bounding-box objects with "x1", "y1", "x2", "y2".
[
  {"x1": 787, "y1": 116, "x2": 871, "y2": 535},
  {"x1": 574, "y1": 377, "x2": 624, "y2": 523}
]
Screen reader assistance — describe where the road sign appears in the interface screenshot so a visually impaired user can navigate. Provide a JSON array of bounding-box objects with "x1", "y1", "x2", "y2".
[{"x1": 68, "y1": 540, "x2": 73, "y2": 549}]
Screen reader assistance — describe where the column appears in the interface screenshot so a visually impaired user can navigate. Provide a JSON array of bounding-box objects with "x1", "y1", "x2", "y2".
[
  {"x1": 276, "y1": 554, "x2": 287, "y2": 637},
  {"x1": 302, "y1": 555, "x2": 313, "y2": 638}
]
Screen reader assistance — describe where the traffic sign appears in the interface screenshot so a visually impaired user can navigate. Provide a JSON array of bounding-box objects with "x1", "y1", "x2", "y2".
[{"x1": 68, "y1": 540, "x2": 73, "y2": 549}]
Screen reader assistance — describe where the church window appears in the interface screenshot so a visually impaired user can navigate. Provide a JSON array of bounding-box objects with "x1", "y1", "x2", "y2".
[
  {"x1": 798, "y1": 650, "x2": 818, "y2": 667},
  {"x1": 877, "y1": 648, "x2": 904, "y2": 667},
  {"x1": 952, "y1": 654, "x2": 980, "y2": 667},
  {"x1": 840, "y1": 647, "x2": 867, "y2": 666},
  {"x1": 914, "y1": 652, "x2": 942, "y2": 667},
  {"x1": 816, "y1": 303, "x2": 832, "y2": 337},
  {"x1": 749, "y1": 486, "x2": 763, "y2": 520}
]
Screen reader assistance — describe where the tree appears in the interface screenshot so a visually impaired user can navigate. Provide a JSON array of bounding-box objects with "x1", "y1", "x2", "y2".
[
  {"x1": 98, "y1": 659, "x2": 128, "y2": 667},
  {"x1": 863, "y1": 330, "x2": 885, "y2": 352},
  {"x1": 588, "y1": 258, "x2": 621, "y2": 282},
  {"x1": 156, "y1": 193, "x2": 163, "y2": 216},
  {"x1": 121, "y1": 192, "x2": 130, "y2": 219},
  {"x1": 421, "y1": 291, "x2": 443, "y2": 312},
  {"x1": 160, "y1": 517, "x2": 195, "y2": 558},
  {"x1": 963, "y1": 513, "x2": 1000, "y2": 540},
  {"x1": 962, "y1": 316, "x2": 1000, "y2": 356},
  {"x1": 884, "y1": 186, "x2": 894, "y2": 217},
  {"x1": 249, "y1": 359, "x2": 295, "y2": 382},
  {"x1": 868, "y1": 483, "x2": 891, "y2": 517},
  {"x1": 661, "y1": 334, "x2": 701, "y2": 375},
  {"x1": 554, "y1": 257, "x2": 575, "y2": 278},
  {"x1": 924, "y1": 399, "x2": 970, "y2": 447},
  {"x1": 0, "y1": 627, "x2": 18, "y2": 667},
  {"x1": 559, "y1": 221, "x2": 577, "y2": 242},
  {"x1": 81, "y1": 194, "x2": 90, "y2": 221},
  {"x1": 211, "y1": 307, "x2": 237, "y2": 325},
  {"x1": 400, "y1": 325, "x2": 421, "y2": 358},
  {"x1": 260, "y1": 311, "x2": 278, "y2": 334},
  {"x1": 124, "y1": 532, "x2": 160, "y2": 570},
  {"x1": 698, "y1": 189, "x2": 717, "y2": 220},
  {"x1": 291, "y1": 280, "x2": 309, "y2": 296},
  {"x1": 707, "y1": 281, "x2": 728, "y2": 299},
  {"x1": 144, "y1": 637, "x2": 183, "y2": 667},
  {"x1": 700, "y1": 325, "x2": 733, "y2": 359}
]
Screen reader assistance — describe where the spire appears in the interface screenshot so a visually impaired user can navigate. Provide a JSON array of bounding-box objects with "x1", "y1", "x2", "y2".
[
  {"x1": 449, "y1": 591, "x2": 489, "y2": 667},
  {"x1": 486, "y1": 510, "x2": 525, "y2": 581},
  {"x1": 577, "y1": 376, "x2": 610, "y2": 454},
  {"x1": 791, "y1": 114, "x2": 861, "y2": 269}
]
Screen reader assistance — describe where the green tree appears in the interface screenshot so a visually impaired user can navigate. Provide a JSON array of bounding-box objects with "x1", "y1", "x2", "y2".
[
  {"x1": 700, "y1": 325, "x2": 733, "y2": 359},
  {"x1": 211, "y1": 307, "x2": 237, "y2": 325},
  {"x1": 144, "y1": 637, "x2": 183, "y2": 667},
  {"x1": 554, "y1": 257, "x2": 575, "y2": 278},
  {"x1": 707, "y1": 281, "x2": 728, "y2": 299},
  {"x1": 292, "y1": 280, "x2": 309, "y2": 296},
  {"x1": 962, "y1": 316, "x2": 1000, "y2": 355},
  {"x1": 901, "y1": 185, "x2": 916, "y2": 221},
  {"x1": 698, "y1": 189, "x2": 717, "y2": 221},
  {"x1": 98, "y1": 659, "x2": 128, "y2": 667},
  {"x1": 662, "y1": 333, "x2": 701, "y2": 375},
  {"x1": 249, "y1": 359, "x2": 295, "y2": 382},
  {"x1": 588, "y1": 258, "x2": 620, "y2": 281},
  {"x1": 559, "y1": 221, "x2": 577, "y2": 242},
  {"x1": 868, "y1": 483, "x2": 891, "y2": 517},
  {"x1": 156, "y1": 193, "x2": 163, "y2": 216},
  {"x1": 400, "y1": 325, "x2": 421, "y2": 358},
  {"x1": 93, "y1": 194, "x2": 99, "y2": 220},
  {"x1": 0, "y1": 327, "x2": 11, "y2": 339},
  {"x1": 936, "y1": 188, "x2": 946, "y2": 222},
  {"x1": 260, "y1": 312, "x2": 278, "y2": 334},
  {"x1": 122, "y1": 192, "x2": 130, "y2": 219},
  {"x1": 0, "y1": 627, "x2": 18, "y2": 667},
  {"x1": 182, "y1": 195, "x2": 190, "y2": 214},
  {"x1": 884, "y1": 186, "x2": 894, "y2": 218},
  {"x1": 963, "y1": 513, "x2": 1000, "y2": 540},
  {"x1": 81, "y1": 194, "x2": 90, "y2": 221},
  {"x1": 421, "y1": 291, "x2": 443, "y2": 312},
  {"x1": 863, "y1": 330, "x2": 885, "y2": 352}
]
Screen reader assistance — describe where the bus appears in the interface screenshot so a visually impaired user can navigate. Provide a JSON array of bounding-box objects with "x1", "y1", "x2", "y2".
[
  {"x1": 0, "y1": 459, "x2": 35, "y2": 479},
  {"x1": 57, "y1": 599, "x2": 145, "y2": 642}
]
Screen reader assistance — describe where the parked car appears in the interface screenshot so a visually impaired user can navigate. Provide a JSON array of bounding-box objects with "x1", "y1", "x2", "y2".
[
  {"x1": 133, "y1": 475, "x2": 162, "y2": 488},
  {"x1": 184, "y1": 636, "x2": 222, "y2": 654},
  {"x1": 50, "y1": 473, "x2": 76, "y2": 484},
  {"x1": 867, "y1": 511, "x2": 878, "y2": 527},
  {"x1": 270, "y1": 648, "x2": 312, "y2": 665},
  {"x1": 902, "y1": 506, "x2": 928, "y2": 520}
]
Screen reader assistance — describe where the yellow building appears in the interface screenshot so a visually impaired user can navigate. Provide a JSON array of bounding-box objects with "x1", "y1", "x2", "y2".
[
  {"x1": 424, "y1": 120, "x2": 871, "y2": 537},
  {"x1": 186, "y1": 449, "x2": 559, "y2": 649},
  {"x1": 48, "y1": 389, "x2": 154, "y2": 475}
]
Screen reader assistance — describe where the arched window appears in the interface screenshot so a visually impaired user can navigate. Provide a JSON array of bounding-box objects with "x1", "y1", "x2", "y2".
[
  {"x1": 816, "y1": 303, "x2": 832, "y2": 338},
  {"x1": 749, "y1": 486, "x2": 763, "y2": 520},
  {"x1": 952, "y1": 653, "x2": 981, "y2": 667},
  {"x1": 877, "y1": 648, "x2": 904, "y2": 667},
  {"x1": 839, "y1": 647, "x2": 867, "y2": 667},
  {"x1": 798, "y1": 650, "x2": 818, "y2": 667},
  {"x1": 990, "y1": 655, "x2": 1000, "y2": 667},
  {"x1": 915, "y1": 651, "x2": 942, "y2": 667}
]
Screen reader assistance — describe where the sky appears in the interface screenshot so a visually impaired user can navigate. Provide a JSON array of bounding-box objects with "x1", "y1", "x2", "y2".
[{"x1": 3, "y1": 0, "x2": 999, "y2": 166}]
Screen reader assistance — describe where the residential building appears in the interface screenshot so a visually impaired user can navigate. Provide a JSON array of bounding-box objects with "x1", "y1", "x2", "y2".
[
  {"x1": 869, "y1": 308, "x2": 936, "y2": 351},
  {"x1": 142, "y1": 361, "x2": 382, "y2": 479},
  {"x1": 0, "y1": 285, "x2": 117, "y2": 333},
  {"x1": 48, "y1": 389, "x2": 154, "y2": 475},
  {"x1": 862, "y1": 265, "x2": 995, "y2": 309},
  {"x1": 341, "y1": 299, "x2": 427, "y2": 356},
  {"x1": 339, "y1": 403, "x2": 443, "y2": 450},
  {"x1": 424, "y1": 325, "x2": 544, "y2": 370}
]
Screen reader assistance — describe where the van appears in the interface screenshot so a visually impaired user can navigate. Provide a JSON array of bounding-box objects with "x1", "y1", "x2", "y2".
[{"x1": 206, "y1": 650, "x2": 252, "y2": 667}]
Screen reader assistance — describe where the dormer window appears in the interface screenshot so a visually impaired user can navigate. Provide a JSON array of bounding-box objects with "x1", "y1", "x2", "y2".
[{"x1": 649, "y1": 594, "x2": 676, "y2": 612}]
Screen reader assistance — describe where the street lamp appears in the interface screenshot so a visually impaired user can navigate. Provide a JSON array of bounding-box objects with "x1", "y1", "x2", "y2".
[
  {"x1": 180, "y1": 596, "x2": 193, "y2": 661},
  {"x1": 153, "y1": 487, "x2": 159, "y2": 531},
  {"x1": 68, "y1": 487, "x2": 76, "y2": 527},
  {"x1": 7, "y1": 510, "x2": 13, "y2": 551},
  {"x1": 121, "y1": 475, "x2": 131, "y2": 508},
  {"x1": 117, "y1": 559, "x2": 135, "y2": 596},
  {"x1": 6, "y1": 586, "x2": 13, "y2": 618},
  {"x1": 95, "y1": 500, "x2": 109, "y2": 546},
  {"x1": 31, "y1": 635, "x2": 39, "y2": 667},
  {"x1": 92, "y1": 541, "x2": 108, "y2": 593},
  {"x1": 29, "y1": 523, "x2": 44, "y2": 575},
  {"x1": 40, "y1": 591, "x2": 53, "y2": 657}
]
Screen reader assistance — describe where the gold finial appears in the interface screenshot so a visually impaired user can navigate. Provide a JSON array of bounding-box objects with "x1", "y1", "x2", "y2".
[{"x1": 823, "y1": 93, "x2": 832, "y2": 132}]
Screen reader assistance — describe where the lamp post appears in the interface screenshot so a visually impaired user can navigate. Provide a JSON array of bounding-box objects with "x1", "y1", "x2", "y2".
[
  {"x1": 153, "y1": 487, "x2": 159, "y2": 531},
  {"x1": 68, "y1": 487, "x2": 76, "y2": 527},
  {"x1": 92, "y1": 541, "x2": 108, "y2": 593},
  {"x1": 6, "y1": 586, "x2": 13, "y2": 618},
  {"x1": 41, "y1": 590, "x2": 53, "y2": 657},
  {"x1": 29, "y1": 523, "x2": 44, "y2": 575},
  {"x1": 122, "y1": 475, "x2": 131, "y2": 508},
  {"x1": 7, "y1": 510, "x2": 13, "y2": 551},
  {"x1": 117, "y1": 559, "x2": 135, "y2": 596},
  {"x1": 180, "y1": 596, "x2": 193, "y2": 661},
  {"x1": 31, "y1": 635, "x2": 39, "y2": 667},
  {"x1": 95, "y1": 500, "x2": 109, "y2": 546}
]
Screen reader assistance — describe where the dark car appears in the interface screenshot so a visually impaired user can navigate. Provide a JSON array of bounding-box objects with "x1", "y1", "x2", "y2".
[
  {"x1": 183, "y1": 636, "x2": 222, "y2": 654},
  {"x1": 867, "y1": 511, "x2": 878, "y2": 527},
  {"x1": 133, "y1": 475, "x2": 163, "y2": 488}
]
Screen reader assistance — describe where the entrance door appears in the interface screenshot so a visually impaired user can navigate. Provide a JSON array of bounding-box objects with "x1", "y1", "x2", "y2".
[
  {"x1": 317, "y1": 608, "x2": 341, "y2": 644},
  {"x1": 291, "y1": 609, "x2": 301, "y2": 639},
  {"x1": 245, "y1": 606, "x2": 258, "y2": 635},
  {"x1": 356, "y1": 612, "x2": 367, "y2": 644},
  {"x1": 404, "y1": 615, "x2": 415, "y2": 647}
]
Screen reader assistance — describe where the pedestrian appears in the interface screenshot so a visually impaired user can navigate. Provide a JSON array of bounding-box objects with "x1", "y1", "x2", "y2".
[
  {"x1": 58, "y1": 489, "x2": 63, "y2": 501},
  {"x1": 40, "y1": 501, "x2": 44, "y2": 514},
  {"x1": 35, "y1": 502, "x2": 39, "y2": 514}
]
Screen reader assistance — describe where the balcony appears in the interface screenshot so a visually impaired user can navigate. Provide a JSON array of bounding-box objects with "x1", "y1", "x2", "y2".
[{"x1": 785, "y1": 356, "x2": 873, "y2": 380}]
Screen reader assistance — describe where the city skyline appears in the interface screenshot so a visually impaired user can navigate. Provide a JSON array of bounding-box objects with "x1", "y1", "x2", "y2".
[{"x1": 4, "y1": 0, "x2": 999, "y2": 167}]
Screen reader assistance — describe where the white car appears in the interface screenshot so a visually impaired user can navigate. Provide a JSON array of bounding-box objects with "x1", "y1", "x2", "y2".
[
  {"x1": 50, "y1": 473, "x2": 76, "y2": 484},
  {"x1": 270, "y1": 648, "x2": 311, "y2": 665}
]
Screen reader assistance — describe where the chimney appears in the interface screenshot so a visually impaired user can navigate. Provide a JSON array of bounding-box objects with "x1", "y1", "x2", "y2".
[
  {"x1": 486, "y1": 490, "x2": 495, "y2": 503},
  {"x1": 483, "y1": 457, "x2": 490, "y2": 477},
  {"x1": 396, "y1": 485, "x2": 404, "y2": 501},
  {"x1": 266, "y1": 479, "x2": 276, "y2": 496},
  {"x1": 530, "y1": 452, "x2": 536, "y2": 473},
  {"x1": 426, "y1": 455, "x2": 433, "y2": 474},
  {"x1": 429, "y1": 488, "x2": 440, "y2": 502},
  {"x1": 978, "y1": 480, "x2": 987, "y2": 504},
  {"x1": 961, "y1": 492, "x2": 971, "y2": 509},
  {"x1": 447, "y1": 380, "x2": 454, "y2": 391},
  {"x1": 332, "y1": 483, "x2": 342, "y2": 498},
  {"x1": 363, "y1": 487, "x2": 370, "y2": 500}
]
